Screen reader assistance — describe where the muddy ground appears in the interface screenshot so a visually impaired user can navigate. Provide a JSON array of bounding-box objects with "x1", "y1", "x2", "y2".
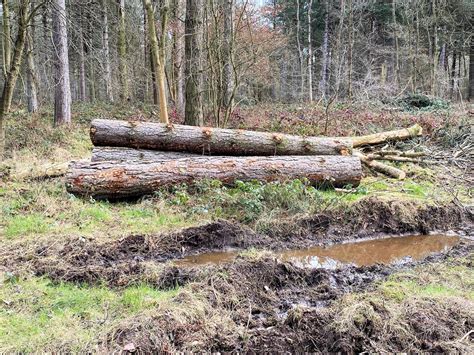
[{"x1": 1, "y1": 196, "x2": 473, "y2": 352}]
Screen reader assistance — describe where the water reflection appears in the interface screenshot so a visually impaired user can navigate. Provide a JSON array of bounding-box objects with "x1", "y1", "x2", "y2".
[{"x1": 173, "y1": 234, "x2": 461, "y2": 268}]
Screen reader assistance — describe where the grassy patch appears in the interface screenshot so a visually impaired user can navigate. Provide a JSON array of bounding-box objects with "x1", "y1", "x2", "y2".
[
  {"x1": 4, "y1": 214, "x2": 51, "y2": 239},
  {"x1": 0, "y1": 277, "x2": 179, "y2": 352}
]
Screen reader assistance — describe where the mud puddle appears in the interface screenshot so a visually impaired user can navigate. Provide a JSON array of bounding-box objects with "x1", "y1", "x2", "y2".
[{"x1": 174, "y1": 234, "x2": 461, "y2": 268}]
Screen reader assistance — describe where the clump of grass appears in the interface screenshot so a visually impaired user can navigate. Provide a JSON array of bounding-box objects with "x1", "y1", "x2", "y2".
[
  {"x1": 0, "y1": 277, "x2": 179, "y2": 353},
  {"x1": 4, "y1": 214, "x2": 51, "y2": 239}
]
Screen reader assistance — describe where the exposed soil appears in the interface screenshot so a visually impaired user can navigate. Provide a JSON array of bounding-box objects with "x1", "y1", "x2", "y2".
[
  {"x1": 102, "y1": 242, "x2": 473, "y2": 353},
  {"x1": 1, "y1": 197, "x2": 472, "y2": 287},
  {"x1": 1, "y1": 196, "x2": 473, "y2": 352}
]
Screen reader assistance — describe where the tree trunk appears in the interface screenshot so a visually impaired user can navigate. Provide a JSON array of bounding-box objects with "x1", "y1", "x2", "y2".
[
  {"x1": 222, "y1": 0, "x2": 234, "y2": 126},
  {"x1": 78, "y1": 9, "x2": 87, "y2": 102},
  {"x1": 143, "y1": 0, "x2": 169, "y2": 124},
  {"x1": 2, "y1": 0, "x2": 11, "y2": 78},
  {"x1": 118, "y1": 0, "x2": 129, "y2": 101},
  {"x1": 66, "y1": 155, "x2": 362, "y2": 199},
  {"x1": 91, "y1": 146, "x2": 194, "y2": 162},
  {"x1": 347, "y1": 0, "x2": 353, "y2": 99},
  {"x1": 392, "y1": 0, "x2": 400, "y2": 86},
  {"x1": 26, "y1": 27, "x2": 38, "y2": 113},
  {"x1": 90, "y1": 119, "x2": 353, "y2": 155},
  {"x1": 469, "y1": 35, "x2": 474, "y2": 102},
  {"x1": 52, "y1": 0, "x2": 71, "y2": 126},
  {"x1": 184, "y1": 0, "x2": 204, "y2": 126},
  {"x1": 351, "y1": 124, "x2": 422, "y2": 147},
  {"x1": 296, "y1": 0, "x2": 304, "y2": 100},
  {"x1": 174, "y1": 0, "x2": 185, "y2": 115},
  {"x1": 319, "y1": 0, "x2": 329, "y2": 99},
  {"x1": 101, "y1": 0, "x2": 113, "y2": 102},
  {"x1": 0, "y1": 0, "x2": 30, "y2": 158},
  {"x1": 307, "y1": 0, "x2": 313, "y2": 103}
]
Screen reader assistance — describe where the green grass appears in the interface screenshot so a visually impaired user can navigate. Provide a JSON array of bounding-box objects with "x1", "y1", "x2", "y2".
[
  {"x1": 4, "y1": 214, "x2": 51, "y2": 238},
  {"x1": 0, "y1": 277, "x2": 179, "y2": 352}
]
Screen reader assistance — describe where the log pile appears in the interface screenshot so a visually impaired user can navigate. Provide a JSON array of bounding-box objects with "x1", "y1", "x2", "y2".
[{"x1": 66, "y1": 119, "x2": 423, "y2": 199}]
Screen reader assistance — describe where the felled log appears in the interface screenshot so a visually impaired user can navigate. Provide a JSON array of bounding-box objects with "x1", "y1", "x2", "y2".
[
  {"x1": 351, "y1": 124, "x2": 422, "y2": 148},
  {"x1": 66, "y1": 155, "x2": 362, "y2": 199},
  {"x1": 91, "y1": 146, "x2": 194, "y2": 162},
  {"x1": 90, "y1": 119, "x2": 352, "y2": 156},
  {"x1": 354, "y1": 151, "x2": 406, "y2": 180}
]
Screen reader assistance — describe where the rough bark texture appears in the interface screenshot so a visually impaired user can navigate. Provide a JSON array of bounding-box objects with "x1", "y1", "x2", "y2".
[
  {"x1": 351, "y1": 124, "x2": 422, "y2": 147},
  {"x1": 90, "y1": 119, "x2": 353, "y2": 155},
  {"x1": 469, "y1": 34, "x2": 473, "y2": 102},
  {"x1": 2, "y1": 0, "x2": 11, "y2": 77},
  {"x1": 52, "y1": 0, "x2": 71, "y2": 126},
  {"x1": 101, "y1": 0, "x2": 113, "y2": 102},
  {"x1": 66, "y1": 155, "x2": 362, "y2": 199},
  {"x1": 91, "y1": 147, "x2": 194, "y2": 162},
  {"x1": 184, "y1": 0, "x2": 204, "y2": 126}
]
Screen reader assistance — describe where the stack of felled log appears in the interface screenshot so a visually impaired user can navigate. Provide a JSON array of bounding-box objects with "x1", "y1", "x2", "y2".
[{"x1": 66, "y1": 119, "x2": 422, "y2": 199}]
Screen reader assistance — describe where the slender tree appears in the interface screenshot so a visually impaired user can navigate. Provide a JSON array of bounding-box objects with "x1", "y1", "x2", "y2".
[
  {"x1": 184, "y1": 0, "x2": 204, "y2": 126},
  {"x1": 101, "y1": 0, "x2": 113, "y2": 102},
  {"x1": 222, "y1": 0, "x2": 234, "y2": 125},
  {"x1": 52, "y1": 0, "x2": 71, "y2": 125},
  {"x1": 469, "y1": 35, "x2": 473, "y2": 101},
  {"x1": 143, "y1": 0, "x2": 169, "y2": 123},
  {"x1": 117, "y1": 0, "x2": 129, "y2": 101},
  {"x1": 2, "y1": 0, "x2": 11, "y2": 78},
  {"x1": 307, "y1": 0, "x2": 313, "y2": 102}
]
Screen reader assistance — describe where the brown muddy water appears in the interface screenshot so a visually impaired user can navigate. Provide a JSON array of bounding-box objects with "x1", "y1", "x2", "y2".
[{"x1": 174, "y1": 234, "x2": 461, "y2": 268}]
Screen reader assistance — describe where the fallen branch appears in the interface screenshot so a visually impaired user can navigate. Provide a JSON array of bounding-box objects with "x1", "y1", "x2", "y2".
[
  {"x1": 354, "y1": 151, "x2": 406, "y2": 180},
  {"x1": 351, "y1": 124, "x2": 422, "y2": 148}
]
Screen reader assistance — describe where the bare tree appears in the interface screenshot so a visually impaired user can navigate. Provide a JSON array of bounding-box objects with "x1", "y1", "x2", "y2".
[
  {"x1": 52, "y1": 0, "x2": 71, "y2": 125},
  {"x1": 2, "y1": 0, "x2": 11, "y2": 78},
  {"x1": 307, "y1": 0, "x2": 313, "y2": 102},
  {"x1": 101, "y1": 0, "x2": 113, "y2": 102},
  {"x1": 117, "y1": 0, "x2": 129, "y2": 101}
]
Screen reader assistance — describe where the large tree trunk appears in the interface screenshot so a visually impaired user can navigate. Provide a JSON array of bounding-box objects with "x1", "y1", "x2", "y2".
[
  {"x1": 66, "y1": 155, "x2": 362, "y2": 199},
  {"x1": 52, "y1": 0, "x2": 71, "y2": 126},
  {"x1": 184, "y1": 0, "x2": 204, "y2": 126},
  {"x1": 90, "y1": 119, "x2": 353, "y2": 155},
  {"x1": 91, "y1": 146, "x2": 194, "y2": 162}
]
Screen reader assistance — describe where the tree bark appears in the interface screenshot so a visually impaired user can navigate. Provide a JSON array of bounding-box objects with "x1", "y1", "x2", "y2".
[
  {"x1": 90, "y1": 119, "x2": 353, "y2": 156},
  {"x1": 184, "y1": 0, "x2": 204, "y2": 126},
  {"x1": 78, "y1": 7, "x2": 87, "y2": 102},
  {"x1": 222, "y1": 0, "x2": 234, "y2": 125},
  {"x1": 307, "y1": 0, "x2": 313, "y2": 103},
  {"x1": 351, "y1": 124, "x2": 422, "y2": 147},
  {"x1": 0, "y1": 0, "x2": 30, "y2": 158},
  {"x1": 174, "y1": 0, "x2": 185, "y2": 115},
  {"x1": 319, "y1": 0, "x2": 329, "y2": 99},
  {"x1": 354, "y1": 151, "x2": 405, "y2": 180},
  {"x1": 143, "y1": 0, "x2": 169, "y2": 124},
  {"x1": 117, "y1": 0, "x2": 129, "y2": 101},
  {"x1": 66, "y1": 155, "x2": 362, "y2": 199},
  {"x1": 26, "y1": 26, "x2": 38, "y2": 113},
  {"x1": 469, "y1": 35, "x2": 474, "y2": 102},
  {"x1": 2, "y1": 0, "x2": 11, "y2": 78},
  {"x1": 101, "y1": 0, "x2": 113, "y2": 102},
  {"x1": 52, "y1": 0, "x2": 71, "y2": 126},
  {"x1": 91, "y1": 146, "x2": 194, "y2": 162}
]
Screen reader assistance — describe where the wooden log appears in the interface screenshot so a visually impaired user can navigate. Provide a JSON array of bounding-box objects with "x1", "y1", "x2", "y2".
[
  {"x1": 354, "y1": 151, "x2": 406, "y2": 180},
  {"x1": 90, "y1": 119, "x2": 352, "y2": 156},
  {"x1": 351, "y1": 124, "x2": 422, "y2": 147},
  {"x1": 91, "y1": 146, "x2": 195, "y2": 162},
  {"x1": 66, "y1": 155, "x2": 362, "y2": 199}
]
